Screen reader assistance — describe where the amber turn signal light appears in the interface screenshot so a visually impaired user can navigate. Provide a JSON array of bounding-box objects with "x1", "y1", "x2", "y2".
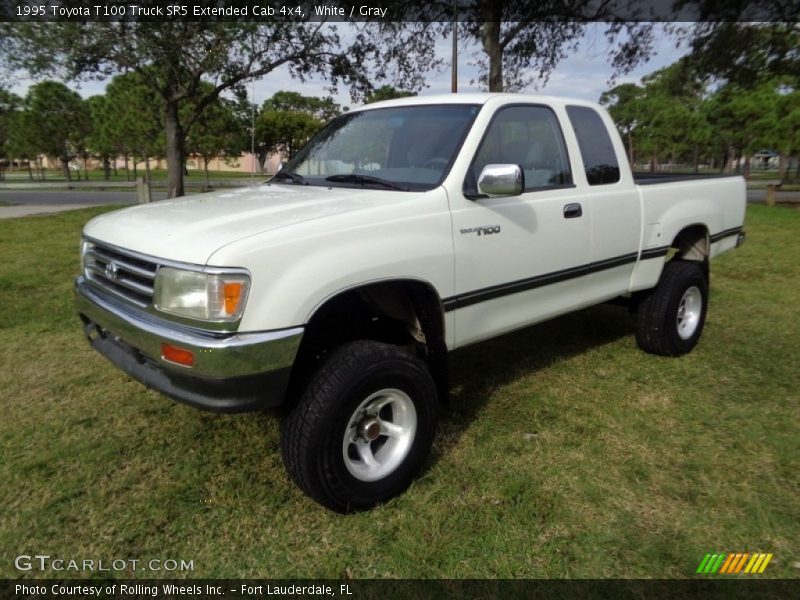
[
  {"x1": 223, "y1": 282, "x2": 244, "y2": 316},
  {"x1": 161, "y1": 343, "x2": 194, "y2": 367}
]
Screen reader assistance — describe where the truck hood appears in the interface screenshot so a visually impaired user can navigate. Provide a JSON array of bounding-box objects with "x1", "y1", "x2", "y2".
[{"x1": 83, "y1": 183, "x2": 421, "y2": 264}]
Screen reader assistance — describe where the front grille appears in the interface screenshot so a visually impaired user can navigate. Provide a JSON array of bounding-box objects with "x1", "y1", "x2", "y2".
[{"x1": 83, "y1": 240, "x2": 158, "y2": 308}]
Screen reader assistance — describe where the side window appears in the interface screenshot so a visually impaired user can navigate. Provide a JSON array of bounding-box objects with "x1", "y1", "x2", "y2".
[
  {"x1": 470, "y1": 106, "x2": 572, "y2": 192},
  {"x1": 566, "y1": 105, "x2": 620, "y2": 185}
]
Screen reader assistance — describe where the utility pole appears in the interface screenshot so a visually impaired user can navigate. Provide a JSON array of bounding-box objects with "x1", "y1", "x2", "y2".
[{"x1": 451, "y1": 0, "x2": 457, "y2": 93}]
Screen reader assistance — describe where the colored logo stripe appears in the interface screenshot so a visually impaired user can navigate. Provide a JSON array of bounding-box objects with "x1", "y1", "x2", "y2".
[{"x1": 697, "y1": 553, "x2": 773, "y2": 574}]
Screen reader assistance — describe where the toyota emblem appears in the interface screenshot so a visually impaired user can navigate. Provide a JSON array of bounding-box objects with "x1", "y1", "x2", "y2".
[{"x1": 104, "y1": 261, "x2": 119, "y2": 281}]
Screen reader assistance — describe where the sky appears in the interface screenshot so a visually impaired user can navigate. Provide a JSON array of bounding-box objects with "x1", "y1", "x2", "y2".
[{"x1": 8, "y1": 23, "x2": 690, "y2": 109}]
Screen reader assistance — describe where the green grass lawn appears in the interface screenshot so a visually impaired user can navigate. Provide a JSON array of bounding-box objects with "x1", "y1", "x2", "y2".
[{"x1": 0, "y1": 205, "x2": 797, "y2": 579}]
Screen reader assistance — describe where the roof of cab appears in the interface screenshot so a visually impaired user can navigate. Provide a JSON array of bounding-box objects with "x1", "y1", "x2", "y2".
[{"x1": 355, "y1": 92, "x2": 599, "y2": 111}]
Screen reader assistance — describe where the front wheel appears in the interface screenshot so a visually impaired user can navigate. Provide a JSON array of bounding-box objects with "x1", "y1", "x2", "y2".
[
  {"x1": 280, "y1": 340, "x2": 437, "y2": 512},
  {"x1": 636, "y1": 260, "x2": 709, "y2": 356}
]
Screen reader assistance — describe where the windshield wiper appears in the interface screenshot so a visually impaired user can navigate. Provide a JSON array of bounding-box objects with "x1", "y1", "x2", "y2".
[
  {"x1": 326, "y1": 173, "x2": 409, "y2": 191},
  {"x1": 271, "y1": 171, "x2": 307, "y2": 185}
]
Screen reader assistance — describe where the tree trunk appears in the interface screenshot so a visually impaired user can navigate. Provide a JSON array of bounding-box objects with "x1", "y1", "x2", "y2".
[
  {"x1": 124, "y1": 153, "x2": 130, "y2": 181},
  {"x1": 145, "y1": 156, "x2": 151, "y2": 182},
  {"x1": 62, "y1": 156, "x2": 71, "y2": 181},
  {"x1": 165, "y1": 98, "x2": 186, "y2": 198},
  {"x1": 204, "y1": 156, "x2": 210, "y2": 187},
  {"x1": 27, "y1": 161, "x2": 33, "y2": 181},
  {"x1": 777, "y1": 154, "x2": 788, "y2": 184},
  {"x1": 627, "y1": 132, "x2": 634, "y2": 166},
  {"x1": 480, "y1": 8, "x2": 503, "y2": 92},
  {"x1": 743, "y1": 154, "x2": 751, "y2": 179},
  {"x1": 103, "y1": 156, "x2": 111, "y2": 180},
  {"x1": 83, "y1": 155, "x2": 89, "y2": 181},
  {"x1": 133, "y1": 157, "x2": 138, "y2": 179}
]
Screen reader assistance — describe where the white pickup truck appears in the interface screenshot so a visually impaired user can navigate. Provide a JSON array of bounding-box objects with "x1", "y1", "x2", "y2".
[{"x1": 75, "y1": 94, "x2": 746, "y2": 511}]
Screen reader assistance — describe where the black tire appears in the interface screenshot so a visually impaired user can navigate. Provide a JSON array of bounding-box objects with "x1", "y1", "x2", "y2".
[
  {"x1": 636, "y1": 260, "x2": 709, "y2": 356},
  {"x1": 280, "y1": 340, "x2": 437, "y2": 512}
]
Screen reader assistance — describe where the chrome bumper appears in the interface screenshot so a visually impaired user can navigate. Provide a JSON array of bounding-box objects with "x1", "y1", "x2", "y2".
[{"x1": 75, "y1": 276, "x2": 303, "y2": 412}]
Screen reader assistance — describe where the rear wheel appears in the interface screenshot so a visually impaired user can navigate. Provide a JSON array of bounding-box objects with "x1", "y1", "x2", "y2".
[
  {"x1": 281, "y1": 340, "x2": 437, "y2": 512},
  {"x1": 636, "y1": 260, "x2": 709, "y2": 356}
]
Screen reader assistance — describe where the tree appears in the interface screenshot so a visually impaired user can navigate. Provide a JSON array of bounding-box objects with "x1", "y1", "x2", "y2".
[
  {"x1": 599, "y1": 83, "x2": 643, "y2": 164},
  {"x1": 0, "y1": 89, "x2": 21, "y2": 179},
  {"x1": 185, "y1": 83, "x2": 248, "y2": 186},
  {"x1": 640, "y1": 62, "x2": 710, "y2": 172},
  {"x1": 253, "y1": 91, "x2": 344, "y2": 171},
  {"x1": 707, "y1": 79, "x2": 797, "y2": 178},
  {"x1": 365, "y1": 86, "x2": 416, "y2": 104},
  {"x1": 255, "y1": 110, "x2": 314, "y2": 168},
  {"x1": 770, "y1": 85, "x2": 800, "y2": 182},
  {"x1": 263, "y1": 91, "x2": 343, "y2": 122},
  {"x1": 104, "y1": 71, "x2": 165, "y2": 180},
  {"x1": 365, "y1": 2, "x2": 658, "y2": 93},
  {"x1": 85, "y1": 95, "x2": 117, "y2": 180},
  {"x1": 74, "y1": 97, "x2": 94, "y2": 180},
  {"x1": 23, "y1": 81, "x2": 90, "y2": 180},
  {"x1": 601, "y1": 48, "x2": 799, "y2": 178},
  {"x1": 255, "y1": 107, "x2": 324, "y2": 170},
  {"x1": 667, "y1": 16, "x2": 800, "y2": 179},
  {"x1": 0, "y1": 16, "x2": 439, "y2": 197},
  {"x1": 455, "y1": 3, "x2": 796, "y2": 93},
  {"x1": 5, "y1": 107, "x2": 40, "y2": 180},
  {"x1": 600, "y1": 59, "x2": 714, "y2": 172},
  {"x1": 675, "y1": 21, "x2": 800, "y2": 90}
]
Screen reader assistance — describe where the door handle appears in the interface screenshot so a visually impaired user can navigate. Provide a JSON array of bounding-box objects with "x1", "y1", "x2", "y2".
[{"x1": 563, "y1": 203, "x2": 582, "y2": 218}]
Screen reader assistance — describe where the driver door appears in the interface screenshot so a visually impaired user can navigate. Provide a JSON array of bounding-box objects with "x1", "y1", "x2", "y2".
[{"x1": 448, "y1": 104, "x2": 592, "y2": 346}]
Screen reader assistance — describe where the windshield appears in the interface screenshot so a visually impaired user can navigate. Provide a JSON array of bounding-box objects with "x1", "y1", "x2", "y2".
[{"x1": 280, "y1": 104, "x2": 481, "y2": 191}]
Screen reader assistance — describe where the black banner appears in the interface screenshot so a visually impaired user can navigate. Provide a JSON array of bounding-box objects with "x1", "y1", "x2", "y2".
[
  {"x1": 1, "y1": 0, "x2": 798, "y2": 23},
  {"x1": 2, "y1": 579, "x2": 800, "y2": 600}
]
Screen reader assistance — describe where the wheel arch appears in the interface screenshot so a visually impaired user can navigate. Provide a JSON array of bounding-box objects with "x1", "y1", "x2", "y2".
[
  {"x1": 670, "y1": 223, "x2": 710, "y2": 279},
  {"x1": 286, "y1": 278, "x2": 449, "y2": 406},
  {"x1": 670, "y1": 223, "x2": 710, "y2": 261}
]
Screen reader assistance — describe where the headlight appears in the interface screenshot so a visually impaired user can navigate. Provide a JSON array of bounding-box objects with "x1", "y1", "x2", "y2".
[
  {"x1": 80, "y1": 239, "x2": 90, "y2": 275},
  {"x1": 154, "y1": 267, "x2": 250, "y2": 321}
]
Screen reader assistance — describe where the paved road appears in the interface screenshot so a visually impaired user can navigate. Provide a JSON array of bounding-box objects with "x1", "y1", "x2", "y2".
[
  {"x1": 746, "y1": 188, "x2": 800, "y2": 204},
  {"x1": 0, "y1": 190, "x2": 167, "y2": 218},
  {"x1": 0, "y1": 190, "x2": 168, "y2": 205}
]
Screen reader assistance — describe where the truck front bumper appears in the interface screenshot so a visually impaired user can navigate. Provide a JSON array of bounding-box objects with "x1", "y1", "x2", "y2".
[{"x1": 75, "y1": 276, "x2": 303, "y2": 412}]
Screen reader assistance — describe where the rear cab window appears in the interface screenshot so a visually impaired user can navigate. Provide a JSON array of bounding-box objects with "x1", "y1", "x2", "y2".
[{"x1": 566, "y1": 105, "x2": 620, "y2": 185}]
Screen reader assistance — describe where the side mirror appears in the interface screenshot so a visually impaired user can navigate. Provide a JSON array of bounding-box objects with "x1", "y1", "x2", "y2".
[{"x1": 477, "y1": 164, "x2": 524, "y2": 197}]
